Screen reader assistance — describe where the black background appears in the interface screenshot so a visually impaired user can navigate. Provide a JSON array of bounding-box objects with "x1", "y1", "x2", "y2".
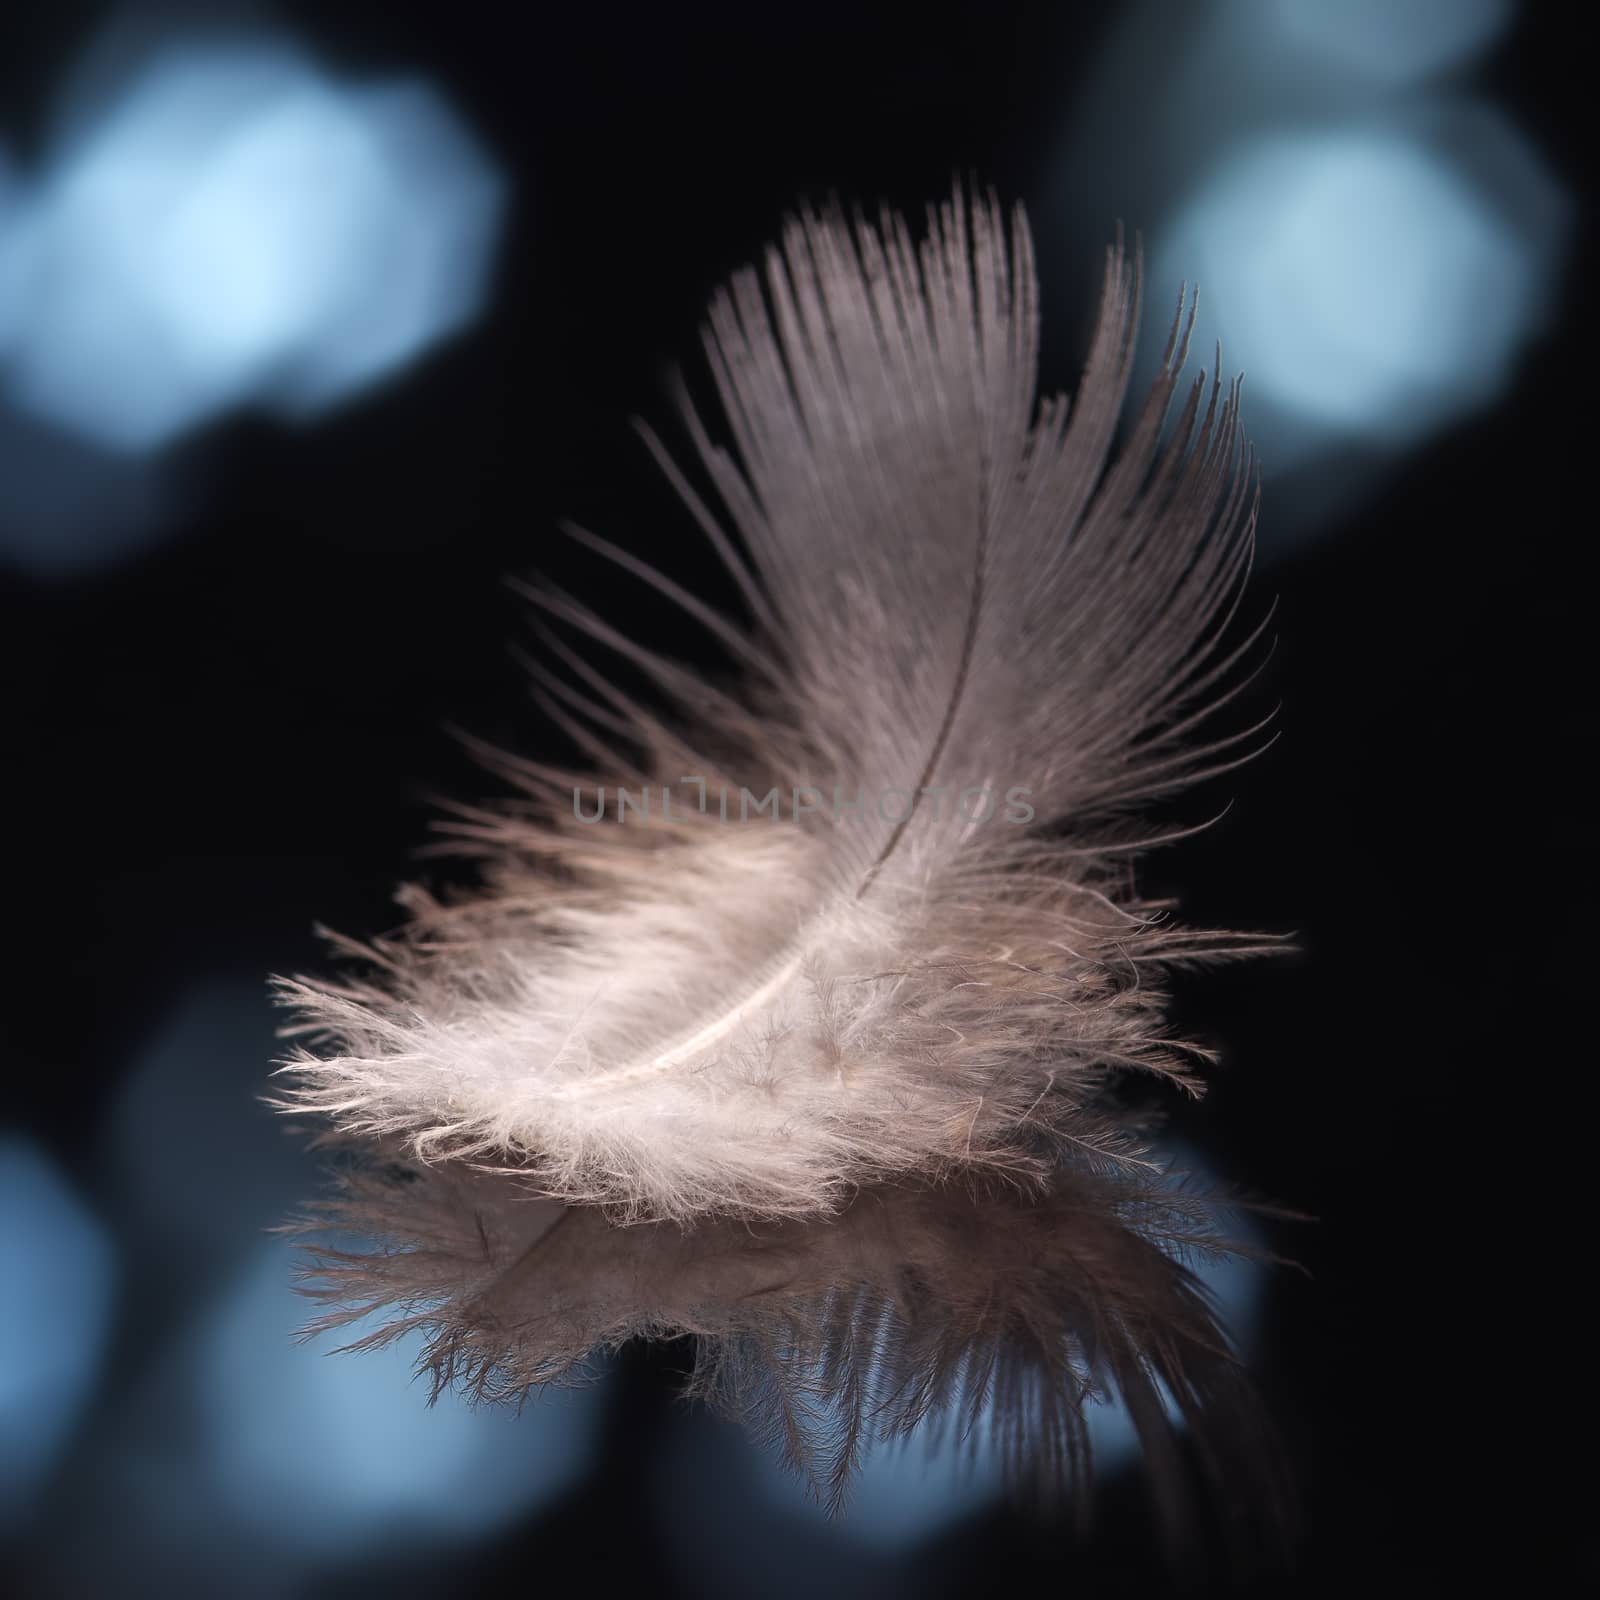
[{"x1": 1, "y1": 3, "x2": 1589, "y2": 1595}]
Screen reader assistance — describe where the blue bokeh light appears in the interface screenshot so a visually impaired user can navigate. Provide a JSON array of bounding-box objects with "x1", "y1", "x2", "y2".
[
  {"x1": 1052, "y1": 0, "x2": 1566, "y2": 545},
  {"x1": 193, "y1": 1239, "x2": 608, "y2": 1556},
  {"x1": 0, "y1": 35, "x2": 505, "y2": 456},
  {"x1": 0, "y1": 1135, "x2": 117, "y2": 1529},
  {"x1": 1152, "y1": 109, "x2": 1567, "y2": 471},
  {"x1": 1274, "y1": 0, "x2": 1513, "y2": 87},
  {"x1": 0, "y1": 144, "x2": 19, "y2": 287},
  {"x1": 106, "y1": 981, "x2": 325, "y2": 1261}
]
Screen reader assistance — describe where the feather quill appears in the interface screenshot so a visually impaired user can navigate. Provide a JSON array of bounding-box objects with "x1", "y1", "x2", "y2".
[{"x1": 270, "y1": 186, "x2": 1287, "y2": 1532}]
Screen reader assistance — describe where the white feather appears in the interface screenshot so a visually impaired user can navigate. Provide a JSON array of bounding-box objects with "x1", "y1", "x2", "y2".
[{"x1": 271, "y1": 188, "x2": 1266, "y2": 1225}]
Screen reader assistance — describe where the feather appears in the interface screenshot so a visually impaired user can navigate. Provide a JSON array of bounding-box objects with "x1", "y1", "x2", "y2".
[
  {"x1": 271, "y1": 185, "x2": 1289, "y2": 1535},
  {"x1": 293, "y1": 1141, "x2": 1288, "y2": 1542},
  {"x1": 269, "y1": 188, "x2": 1271, "y2": 1227}
]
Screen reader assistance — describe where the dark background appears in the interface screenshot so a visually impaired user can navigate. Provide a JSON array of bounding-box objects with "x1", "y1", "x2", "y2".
[{"x1": 1, "y1": 2, "x2": 1588, "y2": 1595}]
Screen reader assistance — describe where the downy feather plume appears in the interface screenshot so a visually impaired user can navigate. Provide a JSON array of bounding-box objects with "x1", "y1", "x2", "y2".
[
  {"x1": 272, "y1": 189, "x2": 1270, "y2": 1224},
  {"x1": 271, "y1": 186, "x2": 1283, "y2": 1525}
]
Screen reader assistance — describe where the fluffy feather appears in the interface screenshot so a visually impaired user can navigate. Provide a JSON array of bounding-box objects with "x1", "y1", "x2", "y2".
[{"x1": 270, "y1": 189, "x2": 1270, "y2": 1226}]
